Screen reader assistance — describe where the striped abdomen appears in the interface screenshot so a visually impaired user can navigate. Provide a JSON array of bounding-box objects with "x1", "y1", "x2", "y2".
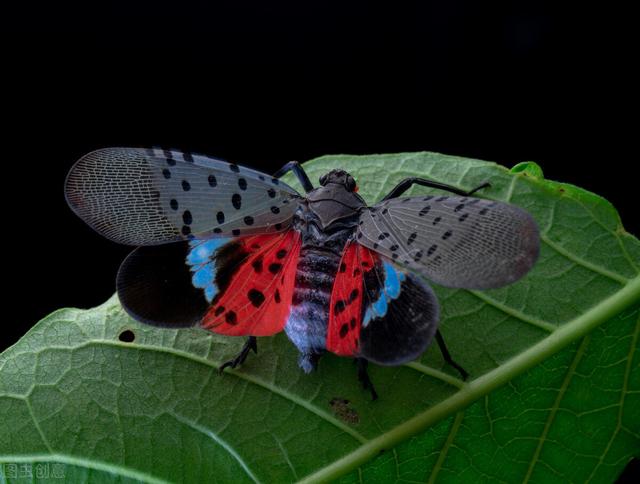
[{"x1": 285, "y1": 247, "x2": 341, "y2": 372}]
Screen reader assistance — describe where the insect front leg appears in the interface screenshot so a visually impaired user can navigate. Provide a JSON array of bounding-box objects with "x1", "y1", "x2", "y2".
[
  {"x1": 219, "y1": 336, "x2": 258, "y2": 374},
  {"x1": 435, "y1": 330, "x2": 469, "y2": 380},
  {"x1": 273, "y1": 161, "x2": 314, "y2": 193},
  {"x1": 381, "y1": 177, "x2": 491, "y2": 201}
]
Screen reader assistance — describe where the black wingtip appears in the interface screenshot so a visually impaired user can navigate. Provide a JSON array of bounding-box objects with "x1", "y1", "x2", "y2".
[{"x1": 116, "y1": 243, "x2": 209, "y2": 328}]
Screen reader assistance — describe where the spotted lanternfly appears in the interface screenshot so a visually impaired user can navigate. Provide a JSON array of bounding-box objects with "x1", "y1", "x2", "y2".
[{"x1": 65, "y1": 148, "x2": 540, "y2": 399}]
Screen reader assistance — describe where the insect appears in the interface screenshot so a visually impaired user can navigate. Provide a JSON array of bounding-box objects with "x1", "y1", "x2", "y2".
[{"x1": 65, "y1": 148, "x2": 540, "y2": 399}]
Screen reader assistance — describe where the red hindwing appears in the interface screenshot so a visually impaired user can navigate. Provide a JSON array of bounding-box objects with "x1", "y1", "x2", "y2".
[
  {"x1": 202, "y1": 230, "x2": 302, "y2": 336},
  {"x1": 326, "y1": 241, "x2": 378, "y2": 356}
]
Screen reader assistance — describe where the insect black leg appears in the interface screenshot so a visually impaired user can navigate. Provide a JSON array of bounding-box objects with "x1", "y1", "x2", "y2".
[
  {"x1": 356, "y1": 358, "x2": 378, "y2": 400},
  {"x1": 381, "y1": 177, "x2": 491, "y2": 201},
  {"x1": 435, "y1": 330, "x2": 469, "y2": 380},
  {"x1": 273, "y1": 161, "x2": 314, "y2": 193},
  {"x1": 219, "y1": 336, "x2": 258, "y2": 374}
]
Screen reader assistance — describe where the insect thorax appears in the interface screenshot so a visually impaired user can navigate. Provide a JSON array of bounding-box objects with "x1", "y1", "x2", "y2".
[{"x1": 285, "y1": 202, "x2": 360, "y2": 372}]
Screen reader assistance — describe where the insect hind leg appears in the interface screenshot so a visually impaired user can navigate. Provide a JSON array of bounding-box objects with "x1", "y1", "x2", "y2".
[
  {"x1": 381, "y1": 177, "x2": 491, "y2": 201},
  {"x1": 219, "y1": 336, "x2": 258, "y2": 374},
  {"x1": 273, "y1": 161, "x2": 314, "y2": 193},
  {"x1": 435, "y1": 330, "x2": 469, "y2": 380},
  {"x1": 356, "y1": 358, "x2": 378, "y2": 400}
]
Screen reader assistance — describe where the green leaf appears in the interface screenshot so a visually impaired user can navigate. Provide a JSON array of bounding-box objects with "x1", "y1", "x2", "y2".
[{"x1": 1, "y1": 152, "x2": 639, "y2": 483}]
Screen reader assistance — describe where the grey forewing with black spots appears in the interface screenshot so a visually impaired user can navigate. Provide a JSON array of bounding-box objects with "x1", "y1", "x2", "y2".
[
  {"x1": 357, "y1": 195, "x2": 540, "y2": 289},
  {"x1": 65, "y1": 147, "x2": 301, "y2": 246}
]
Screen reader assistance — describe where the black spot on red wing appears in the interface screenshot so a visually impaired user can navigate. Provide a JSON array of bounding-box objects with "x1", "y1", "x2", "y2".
[
  {"x1": 339, "y1": 323, "x2": 349, "y2": 338},
  {"x1": 349, "y1": 289, "x2": 359, "y2": 302},
  {"x1": 427, "y1": 244, "x2": 437, "y2": 256},
  {"x1": 268, "y1": 262, "x2": 282, "y2": 274},
  {"x1": 225, "y1": 311, "x2": 237, "y2": 324},
  {"x1": 350, "y1": 317, "x2": 357, "y2": 329},
  {"x1": 248, "y1": 289, "x2": 265, "y2": 307},
  {"x1": 362, "y1": 261, "x2": 370, "y2": 268},
  {"x1": 275, "y1": 289, "x2": 281, "y2": 303},
  {"x1": 170, "y1": 199, "x2": 179, "y2": 210},
  {"x1": 419, "y1": 206, "x2": 431, "y2": 216},
  {"x1": 244, "y1": 216, "x2": 254, "y2": 226},
  {"x1": 251, "y1": 243, "x2": 261, "y2": 249},
  {"x1": 334, "y1": 300, "x2": 346, "y2": 315},
  {"x1": 181, "y1": 180, "x2": 191, "y2": 191},
  {"x1": 162, "y1": 169, "x2": 171, "y2": 179},
  {"x1": 232, "y1": 194, "x2": 242, "y2": 209},
  {"x1": 252, "y1": 257, "x2": 263, "y2": 273},
  {"x1": 229, "y1": 164, "x2": 240, "y2": 173},
  {"x1": 353, "y1": 268, "x2": 361, "y2": 276},
  {"x1": 208, "y1": 174, "x2": 217, "y2": 187},
  {"x1": 433, "y1": 217, "x2": 442, "y2": 225},
  {"x1": 442, "y1": 230, "x2": 453, "y2": 240},
  {"x1": 276, "y1": 249, "x2": 287, "y2": 259},
  {"x1": 340, "y1": 262, "x2": 347, "y2": 273},
  {"x1": 459, "y1": 213, "x2": 469, "y2": 222},
  {"x1": 217, "y1": 211, "x2": 225, "y2": 224},
  {"x1": 238, "y1": 178, "x2": 248, "y2": 190},
  {"x1": 214, "y1": 306, "x2": 225, "y2": 316},
  {"x1": 267, "y1": 188, "x2": 276, "y2": 198}
]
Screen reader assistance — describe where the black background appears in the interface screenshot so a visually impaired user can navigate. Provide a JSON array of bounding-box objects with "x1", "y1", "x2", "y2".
[{"x1": 4, "y1": 1, "x2": 638, "y2": 480}]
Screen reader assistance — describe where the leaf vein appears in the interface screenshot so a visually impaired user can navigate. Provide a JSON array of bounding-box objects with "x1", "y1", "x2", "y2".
[{"x1": 523, "y1": 334, "x2": 591, "y2": 483}]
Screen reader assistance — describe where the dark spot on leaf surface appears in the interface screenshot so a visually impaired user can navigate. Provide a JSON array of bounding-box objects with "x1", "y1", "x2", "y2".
[{"x1": 329, "y1": 398, "x2": 360, "y2": 425}]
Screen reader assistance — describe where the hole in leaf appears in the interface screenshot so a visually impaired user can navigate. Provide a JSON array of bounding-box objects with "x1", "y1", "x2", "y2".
[{"x1": 119, "y1": 330, "x2": 135, "y2": 343}]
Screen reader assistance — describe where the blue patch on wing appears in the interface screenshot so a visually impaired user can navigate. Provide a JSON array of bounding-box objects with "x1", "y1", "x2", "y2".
[
  {"x1": 363, "y1": 261, "x2": 406, "y2": 327},
  {"x1": 186, "y1": 238, "x2": 231, "y2": 302}
]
